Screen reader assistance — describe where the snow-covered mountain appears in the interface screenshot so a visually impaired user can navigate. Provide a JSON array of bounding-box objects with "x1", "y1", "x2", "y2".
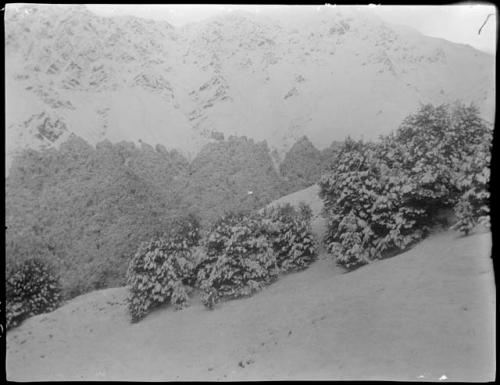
[{"x1": 5, "y1": 4, "x2": 495, "y2": 171}]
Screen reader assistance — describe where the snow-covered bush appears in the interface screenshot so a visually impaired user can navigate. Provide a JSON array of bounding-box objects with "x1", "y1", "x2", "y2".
[
  {"x1": 394, "y1": 103, "x2": 491, "y2": 234},
  {"x1": 6, "y1": 257, "x2": 62, "y2": 330},
  {"x1": 319, "y1": 139, "x2": 424, "y2": 268},
  {"x1": 319, "y1": 103, "x2": 491, "y2": 268},
  {"x1": 261, "y1": 203, "x2": 317, "y2": 272},
  {"x1": 126, "y1": 236, "x2": 194, "y2": 322},
  {"x1": 451, "y1": 132, "x2": 491, "y2": 234},
  {"x1": 195, "y1": 212, "x2": 278, "y2": 308}
]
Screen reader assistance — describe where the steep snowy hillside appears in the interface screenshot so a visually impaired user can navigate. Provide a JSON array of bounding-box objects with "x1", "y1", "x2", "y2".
[
  {"x1": 177, "y1": 7, "x2": 495, "y2": 155},
  {"x1": 6, "y1": 227, "x2": 494, "y2": 381},
  {"x1": 5, "y1": 4, "x2": 495, "y2": 171},
  {"x1": 5, "y1": 5, "x2": 201, "y2": 170}
]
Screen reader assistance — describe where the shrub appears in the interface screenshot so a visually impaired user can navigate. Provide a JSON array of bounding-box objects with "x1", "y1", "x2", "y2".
[
  {"x1": 261, "y1": 203, "x2": 317, "y2": 272},
  {"x1": 126, "y1": 236, "x2": 194, "y2": 322},
  {"x1": 319, "y1": 103, "x2": 492, "y2": 269},
  {"x1": 392, "y1": 103, "x2": 492, "y2": 233},
  {"x1": 195, "y1": 212, "x2": 278, "y2": 308},
  {"x1": 451, "y1": 136, "x2": 491, "y2": 234},
  {"x1": 6, "y1": 257, "x2": 62, "y2": 330},
  {"x1": 319, "y1": 139, "x2": 423, "y2": 269}
]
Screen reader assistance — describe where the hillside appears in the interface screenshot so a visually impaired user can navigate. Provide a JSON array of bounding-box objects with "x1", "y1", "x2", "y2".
[
  {"x1": 5, "y1": 134, "x2": 293, "y2": 297},
  {"x1": 6, "y1": 225, "x2": 494, "y2": 381},
  {"x1": 4, "y1": 6, "x2": 494, "y2": 380},
  {"x1": 279, "y1": 136, "x2": 324, "y2": 193},
  {"x1": 5, "y1": 4, "x2": 495, "y2": 171},
  {"x1": 5, "y1": 135, "x2": 188, "y2": 297},
  {"x1": 178, "y1": 136, "x2": 287, "y2": 224}
]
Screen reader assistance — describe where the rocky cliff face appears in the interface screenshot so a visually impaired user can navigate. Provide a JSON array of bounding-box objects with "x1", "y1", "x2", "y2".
[{"x1": 5, "y1": 4, "x2": 495, "y2": 172}]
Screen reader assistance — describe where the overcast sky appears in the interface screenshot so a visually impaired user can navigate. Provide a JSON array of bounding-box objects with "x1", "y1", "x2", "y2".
[
  {"x1": 9, "y1": 3, "x2": 497, "y2": 54},
  {"x1": 371, "y1": 4, "x2": 496, "y2": 54}
]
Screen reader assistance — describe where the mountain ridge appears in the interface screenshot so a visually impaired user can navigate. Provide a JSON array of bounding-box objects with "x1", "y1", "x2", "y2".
[{"x1": 5, "y1": 4, "x2": 495, "y2": 173}]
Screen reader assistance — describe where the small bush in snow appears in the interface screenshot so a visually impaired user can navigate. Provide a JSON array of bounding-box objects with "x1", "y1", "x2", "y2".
[
  {"x1": 451, "y1": 147, "x2": 491, "y2": 234},
  {"x1": 261, "y1": 203, "x2": 317, "y2": 272},
  {"x1": 195, "y1": 212, "x2": 278, "y2": 308},
  {"x1": 6, "y1": 257, "x2": 62, "y2": 330},
  {"x1": 126, "y1": 236, "x2": 194, "y2": 322}
]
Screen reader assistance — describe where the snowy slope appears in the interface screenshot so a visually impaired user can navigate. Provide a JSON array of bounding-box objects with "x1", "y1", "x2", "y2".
[
  {"x1": 5, "y1": 4, "x2": 495, "y2": 171},
  {"x1": 6, "y1": 182, "x2": 495, "y2": 380},
  {"x1": 6, "y1": 228, "x2": 494, "y2": 381}
]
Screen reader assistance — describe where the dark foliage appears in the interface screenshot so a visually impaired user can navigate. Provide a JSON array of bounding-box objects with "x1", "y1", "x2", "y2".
[
  {"x1": 280, "y1": 136, "x2": 323, "y2": 192},
  {"x1": 261, "y1": 203, "x2": 317, "y2": 272},
  {"x1": 6, "y1": 257, "x2": 62, "y2": 330},
  {"x1": 180, "y1": 136, "x2": 286, "y2": 225},
  {"x1": 167, "y1": 213, "x2": 202, "y2": 249},
  {"x1": 126, "y1": 236, "x2": 195, "y2": 322},
  {"x1": 6, "y1": 134, "x2": 288, "y2": 300},
  {"x1": 320, "y1": 103, "x2": 491, "y2": 269},
  {"x1": 6, "y1": 135, "x2": 190, "y2": 299},
  {"x1": 195, "y1": 212, "x2": 278, "y2": 308}
]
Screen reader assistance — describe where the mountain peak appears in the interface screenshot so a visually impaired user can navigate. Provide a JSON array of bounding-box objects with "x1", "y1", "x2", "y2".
[{"x1": 5, "y1": 4, "x2": 495, "y2": 173}]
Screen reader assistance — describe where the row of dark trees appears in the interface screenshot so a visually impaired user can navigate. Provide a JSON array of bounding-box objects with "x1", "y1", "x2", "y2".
[{"x1": 5, "y1": 134, "x2": 334, "y2": 299}]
